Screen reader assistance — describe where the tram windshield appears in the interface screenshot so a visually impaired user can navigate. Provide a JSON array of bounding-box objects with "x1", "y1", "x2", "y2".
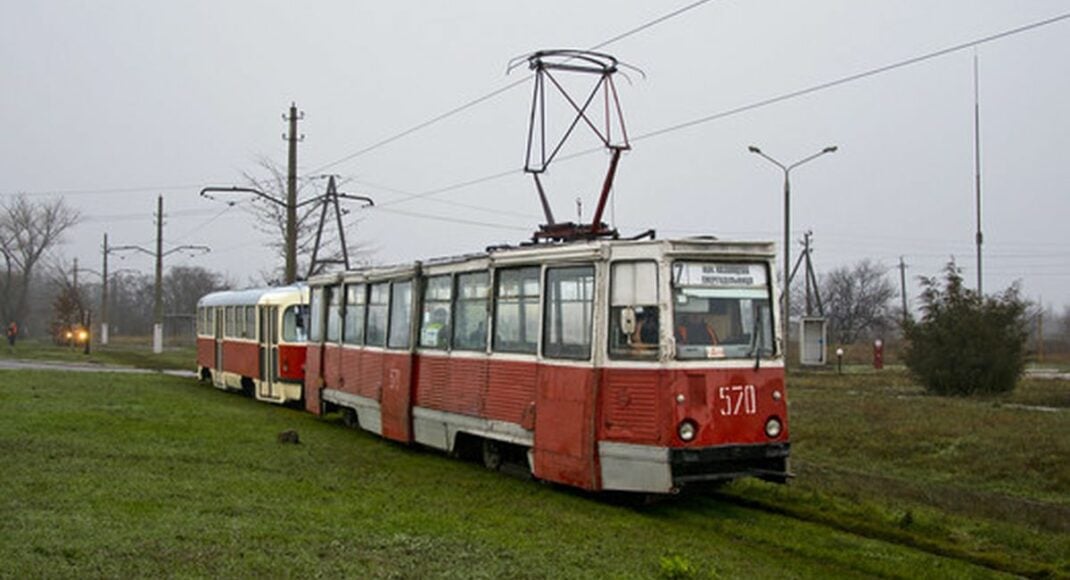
[
  {"x1": 282, "y1": 304, "x2": 309, "y2": 343},
  {"x1": 672, "y1": 262, "x2": 774, "y2": 360}
]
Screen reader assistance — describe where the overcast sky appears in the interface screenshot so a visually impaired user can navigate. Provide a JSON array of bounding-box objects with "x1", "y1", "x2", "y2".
[{"x1": 3, "y1": 1, "x2": 1068, "y2": 312}]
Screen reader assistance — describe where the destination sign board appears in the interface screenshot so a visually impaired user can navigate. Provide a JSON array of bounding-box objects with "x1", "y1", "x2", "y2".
[{"x1": 673, "y1": 262, "x2": 767, "y2": 288}]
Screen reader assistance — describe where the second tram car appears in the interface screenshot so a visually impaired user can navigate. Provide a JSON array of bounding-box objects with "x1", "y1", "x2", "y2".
[
  {"x1": 196, "y1": 285, "x2": 310, "y2": 404},
  {"x1": 303, "y1": 238, "x2": 790, "y2": 494}
]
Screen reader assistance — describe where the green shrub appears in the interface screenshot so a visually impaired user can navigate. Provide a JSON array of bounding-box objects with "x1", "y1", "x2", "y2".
[
  {"x1": 658, "y1": 554, "x2": 700, "y2": 579},
  {"x1": 901, "y1": 262, "x2": 1029, "y2": 396}
]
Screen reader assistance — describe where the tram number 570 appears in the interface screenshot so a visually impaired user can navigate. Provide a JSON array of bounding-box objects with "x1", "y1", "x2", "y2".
[{"x1": 718, "y1": 384, "x2": 757, "y2": 416}]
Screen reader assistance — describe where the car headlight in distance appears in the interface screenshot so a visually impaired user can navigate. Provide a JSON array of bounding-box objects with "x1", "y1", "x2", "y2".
[
  {"x1": 765, "y1": 417, "x2": 783, "y2": 438},
  {"x1": 678, "y1": 420, "x2": 697, "y2": 442}
]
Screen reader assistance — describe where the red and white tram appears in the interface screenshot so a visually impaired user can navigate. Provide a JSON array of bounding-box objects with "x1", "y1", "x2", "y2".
[
  {"x1": 304, "y1": 238, "x2": 790, "y2": 494},
  {"x1": 196, "y1": 285, "x2": 309, "y2": 405}
]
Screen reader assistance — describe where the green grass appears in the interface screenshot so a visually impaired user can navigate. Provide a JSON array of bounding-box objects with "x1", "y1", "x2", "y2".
[
  {"x1": 0, "y1": 337, "x2": 194, "y2": 371},
  {"x1": 2, "y1": 370, "x2": 1053, "y2": 578}
]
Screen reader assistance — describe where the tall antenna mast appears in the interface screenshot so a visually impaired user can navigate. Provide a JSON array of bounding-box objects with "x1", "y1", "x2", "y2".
[
  {"x1": 509, "y1": 49, "x2": 637, "y2": 242},
  {"x1": 973, "y1": 51, "x2": 984, "y2": 295}
]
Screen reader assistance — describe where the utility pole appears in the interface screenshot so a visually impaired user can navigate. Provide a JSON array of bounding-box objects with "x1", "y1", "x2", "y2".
[
  {"x1": 101, "y1": 233, "x2": 109, "y2": 345},
  {"x1": 112, "y1": 196, "x2": 209, "y2": 354},
  {"x1": 802, "y1": 233, "x2": 812, "y2": 315},
  {"x1": 73, "y1": 258, "x2": 79, "y2": 295},
  {"x1": 154, "y1": 195, "x2": 164, "y2": 353},
  {"x1": 1038, "y1": 297, "x2": 1044, "y2": 363},
  {"x1": 284, "y1": 103, "x2": 304, "y2": 284},
  {"x1": 898, "y1": 256, "x2": 909, "y2": 324},
  {"x1": 974, "y1": 52, "x2": 984, "y2": 295}
]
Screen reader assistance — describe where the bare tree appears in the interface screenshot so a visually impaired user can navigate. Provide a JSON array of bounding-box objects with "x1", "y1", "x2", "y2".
[
  {"x1": 242, "y1": 157, "x2": 364, "y2": 282},
  {"x1": 821, "y1": 259, "x2": 898, "y2": 344},
  {"x1": 0, "y1": 196, "x2": 81, "y2": 328},
  {"x1": 163, "y1": 265, "x2": 229, "y2": 316}
]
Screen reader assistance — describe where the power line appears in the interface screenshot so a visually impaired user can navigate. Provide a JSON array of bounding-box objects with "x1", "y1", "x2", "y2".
[
  {"x1": 373, "y1": 206, "x2": 530, "y2": 232},
  {"x1": 351, "y1": 178, "x2": 537, "y2": 219},
  {"x1": 371, "y1": 10, "x2": 1070, "y2": 211},
  {"x1": 305, "y1": 0, "x2": 717, "y2": 176},
  {"x1": 0, "y1": 183, "x2": 206, "y2": 198},
  {"x1": 631, "y1": 11, "x2": 1070, "y2": 145}
]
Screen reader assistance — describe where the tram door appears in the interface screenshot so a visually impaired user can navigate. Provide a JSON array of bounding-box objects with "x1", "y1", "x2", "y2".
[
  {"x1": 259, "y1": 306, "x2": 279, "y2": 400},
  {"x1": 214, "y1": 307, "x2": 224, "y2": 380}
]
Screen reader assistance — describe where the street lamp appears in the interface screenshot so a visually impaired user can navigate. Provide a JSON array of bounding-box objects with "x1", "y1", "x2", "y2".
[
  {"x1": 748, "y1": 144, "x2": 837, "y2": 366},
  {"x1": 112, "y1": 243, "x2": 210, "y2": 353}
]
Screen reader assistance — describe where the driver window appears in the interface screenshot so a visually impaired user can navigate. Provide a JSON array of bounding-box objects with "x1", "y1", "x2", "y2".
[{"x1": 609, "y1": 261, "x2": 659, "y2": 360}]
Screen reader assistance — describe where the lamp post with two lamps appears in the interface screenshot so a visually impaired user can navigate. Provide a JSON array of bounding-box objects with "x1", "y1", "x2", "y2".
[
  {"x1": 111, "y1": 244, "x2": 210, "y2": 353},
  {"x1": 748, "y1": 144, "x2": 837, "y2": 366}
]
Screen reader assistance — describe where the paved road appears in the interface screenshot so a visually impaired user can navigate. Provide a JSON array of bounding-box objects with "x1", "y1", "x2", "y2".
[{"x1": 0, "y1": 358, "x2": 195, "y2": 378}]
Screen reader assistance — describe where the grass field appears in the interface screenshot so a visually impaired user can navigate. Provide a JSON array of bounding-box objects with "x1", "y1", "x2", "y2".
[{"x1": 0, "y1": 366, "x2": 1066, "y2": 578}]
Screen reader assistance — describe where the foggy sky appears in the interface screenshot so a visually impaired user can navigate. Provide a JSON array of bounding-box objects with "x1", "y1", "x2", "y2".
[{"x1": 3, "y1": 1, "x2": 1068, "y2": 312}]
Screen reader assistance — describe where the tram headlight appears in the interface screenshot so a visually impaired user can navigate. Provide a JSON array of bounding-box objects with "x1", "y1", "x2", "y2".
[
  {"x1": 677, "y1": 420, "x2": 697, "y2": 442},
  {"x1": 765, "y1": 417, "x2": 783, "y2": 438},
  {"x1": 77, "y1": 329, "x2": 89, "y2": 342}
]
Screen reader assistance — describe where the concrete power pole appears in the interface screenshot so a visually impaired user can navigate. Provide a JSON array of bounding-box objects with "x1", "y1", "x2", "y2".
[
  {"x1": 101, "y1": 234, "x2": 109, "y2": 345},
  {"x1": 284, "y1": 103, "x2": 303, "y2": 284},
  {"x1": 153, "y1": 195, "x2": 164, "y2": 353},
  {"x1": 898, "y1": 257, "x2": 908, "y2": 324}
]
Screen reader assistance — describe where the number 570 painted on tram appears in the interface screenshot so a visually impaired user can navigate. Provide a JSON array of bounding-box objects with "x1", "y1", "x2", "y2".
[{"x1": 197, "y1": 238, "x2": 790, "y2": 494}]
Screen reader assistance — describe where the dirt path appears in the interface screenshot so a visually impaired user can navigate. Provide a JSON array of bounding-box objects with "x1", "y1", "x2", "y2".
[{"x1": 0, "y1": 358, "x2": 195, "y2": 378}]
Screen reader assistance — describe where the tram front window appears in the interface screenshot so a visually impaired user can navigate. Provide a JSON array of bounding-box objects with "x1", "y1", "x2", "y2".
[
  {"x1": 672, "y1": 262, "x2": 774, "y2": 360},
  {"x1": 282, "y1": 305, "x2": 309, "y2": 343}
]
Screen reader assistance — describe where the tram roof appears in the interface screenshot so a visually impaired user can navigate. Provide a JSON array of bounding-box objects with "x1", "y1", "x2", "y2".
[
  {"x1": 306, "y1": 237, "x2": 775, "y2": 286},
  {"x1": 197, "y1": 284, "x2": 306, "y2": 308}
]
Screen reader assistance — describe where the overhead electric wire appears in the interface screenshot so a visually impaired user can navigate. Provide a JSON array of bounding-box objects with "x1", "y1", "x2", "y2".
[
  {"x1": 366, "y1": 10, "x2": 1070, "y2": 214},
  {"x1": 305, "y1": 0, "x2": 716, "y2": 176},
  {"x1": 630, "y1": 10, "x2": 1070, "y2": 145}
]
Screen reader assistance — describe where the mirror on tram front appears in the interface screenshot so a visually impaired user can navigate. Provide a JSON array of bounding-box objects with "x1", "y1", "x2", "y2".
[{"x1": 620, "y1": 307, "x2": 636, "y2": 336}]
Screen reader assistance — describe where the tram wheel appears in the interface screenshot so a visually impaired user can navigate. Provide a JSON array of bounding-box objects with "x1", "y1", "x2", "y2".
[
  {"x1": 341, "y1": 407, "x2": 358, "y2": 428},
  {"x1": 482, "y1": 439, "x2": 503, "y2": 471}
]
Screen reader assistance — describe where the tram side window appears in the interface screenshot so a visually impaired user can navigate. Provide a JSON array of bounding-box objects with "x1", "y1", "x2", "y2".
[
  {"x1": 609, "y1": 261, "x2": 660, "y2": 360},
  {"x1": 494, "y1": 267, "x2": 540, "y2": 354},
  {"x1": 453, "y1": 271, "x2": 489, "y2": 351},
  {"x1": 326, "y1": 285, "x2": 342, "y2": 342},
  {"x1": 343, "y1": 284, "x2": 366, "y2": 345},
  {"x1": 420, "y1": 275, "x2": 452, "y2": 349},
  {"x1": 244, "y1": 305, "x2": 256, "y2": 339},
  {"x1": 309, "y1": 288, "x2": 325, "y2": 342},
  {"x1": 196, "y1": 308, "x2": 204, "y2": 335},
  {"x1": 282, "y1": 305, "x2": 308, "y2": 343},
  {"x1": 388, "y1": 280, "x2": 413, "y2": 349},
  {"x1": 235, "y1": 306, "x2": 246, "y2": 339},
  {"x1": 543, "y1": 265, "x2": 595, "y2": 360},
  {"x1": 366, "y1": 282, "x2": 389, "y2": 347},
  {"x1": 224, "y1": 306, "x2": 235, "y2": 338}
]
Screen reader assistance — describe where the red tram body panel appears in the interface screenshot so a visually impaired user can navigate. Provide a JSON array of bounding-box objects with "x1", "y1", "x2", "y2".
[{"x1": 300, "y1": 238, "x2": 792, "y2": 494}]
